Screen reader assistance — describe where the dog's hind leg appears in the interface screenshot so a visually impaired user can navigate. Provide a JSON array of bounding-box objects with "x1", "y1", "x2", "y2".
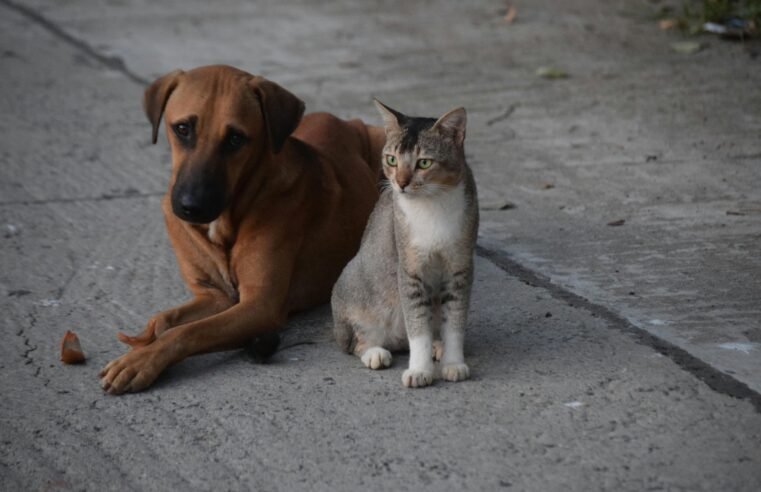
[{"x1": 117, "y1": 293, "x2": 234, "y2": 348}]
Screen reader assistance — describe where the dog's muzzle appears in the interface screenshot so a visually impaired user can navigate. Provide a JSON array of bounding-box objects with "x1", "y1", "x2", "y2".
[{"x1": 171, "y1": 166, "x2": 227, "y2": 224}]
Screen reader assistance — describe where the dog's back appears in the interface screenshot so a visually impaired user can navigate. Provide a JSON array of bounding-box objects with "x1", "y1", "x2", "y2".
[{"x1": 292, "y1": 112, "x2": 384, "y2": 179}]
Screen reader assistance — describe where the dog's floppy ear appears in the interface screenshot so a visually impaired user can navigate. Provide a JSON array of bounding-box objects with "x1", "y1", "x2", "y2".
[
  {"x1": 143, "y1": 70, "x2": 184, "y2": 144},
  {"x1": 250, "y1": 76, "x2": 305, "y2": 154}
]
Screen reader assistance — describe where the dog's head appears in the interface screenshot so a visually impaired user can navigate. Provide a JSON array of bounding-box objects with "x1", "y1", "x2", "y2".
[{"x1": 143, "y1": 65, "x2": 305, "y2": 224}]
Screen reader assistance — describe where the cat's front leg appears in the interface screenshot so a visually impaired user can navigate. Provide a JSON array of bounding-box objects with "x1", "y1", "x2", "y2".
[
  {"x1": 403, "y1": 334, "x2": 435, "y2": 387},
  {"x1": 399, "y1": 270, "x2": 435, "y2": 388},
  {"x1": 439, "y1": 270, "x2": 472, "y2": 382}
]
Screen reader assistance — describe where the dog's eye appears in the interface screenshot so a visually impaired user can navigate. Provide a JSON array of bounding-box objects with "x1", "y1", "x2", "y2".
[
  {"x1": 174, "y1": 123, "x2": 190, "y2": 138},
  {"x1": 227, "y1": 132, "x2": 245, "y2": 150}
]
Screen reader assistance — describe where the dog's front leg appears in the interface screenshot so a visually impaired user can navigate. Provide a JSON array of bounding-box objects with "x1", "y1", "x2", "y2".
[
  {"x1": 116, "y1": 292, "x2": 234, "y2": 349},
  {"x1": 99, "y1": 299, "x2": 281, "y2": 394},
  {"x1": 100, "y1": 239, "x2": 297, "y2": 394}
]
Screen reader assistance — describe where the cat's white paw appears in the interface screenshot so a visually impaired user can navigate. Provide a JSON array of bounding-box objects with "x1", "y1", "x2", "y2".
[
  {"x1": 402, "y1": 368, "x2": 434, "y2": 388},
  {"x1": 441, "y1": 363, "x2": 470, "y2": 382},
  {"x1": 361, "y1": 347, "x2": 392, "y2": 370},
  {"x1": 432, "y1": 340, "x2": 444, "y2": 361}
]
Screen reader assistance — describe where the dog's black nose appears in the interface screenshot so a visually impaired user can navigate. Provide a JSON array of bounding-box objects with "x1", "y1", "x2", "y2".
[
  {"x1": 170, "y1": 167, "x2": 227, "y2": 224},
  {"x1": 171, "y1": 188, "x2": 226, "y2": 224},
  {"x1": 178, "y1": 194, "x2": 203, "y2": 220}
]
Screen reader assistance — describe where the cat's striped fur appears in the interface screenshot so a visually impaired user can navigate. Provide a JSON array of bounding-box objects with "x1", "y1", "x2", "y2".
[{"x1": 331, "y1": 101, "x2": 479, "y2": 388}]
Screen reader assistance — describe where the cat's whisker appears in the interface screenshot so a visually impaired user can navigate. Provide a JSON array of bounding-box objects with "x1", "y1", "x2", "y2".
[{"x1": 420, "y1": 183, "x2": 455, "y2": 196}]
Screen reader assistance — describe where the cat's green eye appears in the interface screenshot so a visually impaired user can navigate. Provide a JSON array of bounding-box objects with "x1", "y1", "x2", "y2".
[
  {"x1": 385, "y1": 154, "x2": 397, "y2": 167},
  {"x1": 416, "y1": 158, "x2": 433, "y2": 169}
]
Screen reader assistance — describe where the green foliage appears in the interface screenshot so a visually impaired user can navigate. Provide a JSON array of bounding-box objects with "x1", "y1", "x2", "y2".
[
  {"x1": 675, "y1": 0, "x2": 760, "y2": 35},
  {"x1": 685, "y1": 0, "x2": 760, "y2": 22}
]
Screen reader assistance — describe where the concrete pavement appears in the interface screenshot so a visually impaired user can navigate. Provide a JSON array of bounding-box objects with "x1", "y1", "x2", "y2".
[{"x1": 1, "y1": 0, "x2": 760, "y2": 490}]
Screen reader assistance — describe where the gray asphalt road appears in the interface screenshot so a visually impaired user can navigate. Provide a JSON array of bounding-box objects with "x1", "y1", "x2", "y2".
[{"x1": 1, "y1": 0, "x2": 760, "y2": 490}]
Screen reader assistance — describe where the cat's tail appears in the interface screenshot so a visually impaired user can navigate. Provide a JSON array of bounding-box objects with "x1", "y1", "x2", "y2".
[
  {"x1": 332, "y1": 317, "x2": 356, "y2": 355},
  {"x1": 331, "y1": 290, "x2": 357, "y2": 354}
]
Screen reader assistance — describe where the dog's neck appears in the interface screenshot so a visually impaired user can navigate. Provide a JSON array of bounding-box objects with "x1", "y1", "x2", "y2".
[
  {"x1": 267, "y1": 140, "x2": 303, "y2": 187},
  {"x1": 201, "y1": 213, "x2": 233, "y2": 247}
]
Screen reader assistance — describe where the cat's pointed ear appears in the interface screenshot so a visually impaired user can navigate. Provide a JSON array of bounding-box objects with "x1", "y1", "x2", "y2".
[
  {"x1": 433, "y1": 107, "x2": 467, "y2": 146},
  {"x1": 374, "y1": 99, "x2": 404, "y2": 133}
]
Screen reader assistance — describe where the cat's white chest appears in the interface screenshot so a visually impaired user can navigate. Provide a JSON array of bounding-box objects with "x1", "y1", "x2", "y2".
[{"x1": 397, "y1": 184, "x2": 466, "y2": 253}]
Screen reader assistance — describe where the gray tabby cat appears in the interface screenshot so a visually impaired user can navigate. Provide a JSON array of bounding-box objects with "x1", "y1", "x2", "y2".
[{"x1": 331, "y1": 100, "x2": 479, "y2": 388}]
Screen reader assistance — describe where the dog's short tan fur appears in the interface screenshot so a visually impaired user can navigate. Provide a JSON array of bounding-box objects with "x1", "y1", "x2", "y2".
[{"x1": 99, "y1": 65, "x2": 384, "y2": 394}]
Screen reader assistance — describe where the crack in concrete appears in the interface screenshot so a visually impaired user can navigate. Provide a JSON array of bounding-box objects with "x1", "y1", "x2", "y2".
[
  {"x1": 0, "y1": 0, "x2": 149, "y2": 86},
  {"x1": 21, "y1": 340, "x2": 37, "y2": 363},
  {"x1": 0, "y1": 191, "x2": 164, "y2": 207},
  {"x1": 476, "y1": 243, "x2": 761, "y2": 413},
  {"x1": 486, "y1": 104, "x2": 517, "y2": 126},
  {"x1": 17, "y1": 311, "x2": 52, "y2": 387},
  {"x1": 20, "y1": 312, "x2": 39, "y2": 369}
]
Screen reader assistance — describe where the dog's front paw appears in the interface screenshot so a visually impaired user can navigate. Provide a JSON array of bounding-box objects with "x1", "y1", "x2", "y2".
[
  {"x1": 361, "y1": 347, "x2": 392, "y2": 370},
  {"x1": 99, "y1": 346, "x2": 167, "y2": 395},
  {"x1": 441, "y1": 363, "x2": 470, "y2": 382},
  {"x1": 402, "y1": 368, "x2": 434, "y2": 388}
]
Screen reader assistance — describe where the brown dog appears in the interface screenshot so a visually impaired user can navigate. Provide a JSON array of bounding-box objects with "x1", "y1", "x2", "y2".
[{"x1": 99, "y1": 65, "x2": 384, "y2": 394}]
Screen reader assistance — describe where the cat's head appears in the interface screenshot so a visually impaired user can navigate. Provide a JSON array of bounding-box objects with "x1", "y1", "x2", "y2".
[{"x1": 374, "y1": 100, "x2": 467, "y2": 197}]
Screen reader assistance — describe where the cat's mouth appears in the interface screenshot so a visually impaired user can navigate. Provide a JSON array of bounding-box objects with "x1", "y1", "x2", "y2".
[
  {"x1": 400, "y1": 184, "x2": 451, "y2": 198},
  {"x1": 396, "y1": 185, "x2": 417, "y2": 195}
]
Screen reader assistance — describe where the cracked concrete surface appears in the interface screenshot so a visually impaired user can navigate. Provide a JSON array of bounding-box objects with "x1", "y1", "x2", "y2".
[
  {"x1": 1, "y1": 0, "x2": 760, "y2": 490},
  {"x1": 6, "y1": 0, "x2": 760, "y2": 393}
]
